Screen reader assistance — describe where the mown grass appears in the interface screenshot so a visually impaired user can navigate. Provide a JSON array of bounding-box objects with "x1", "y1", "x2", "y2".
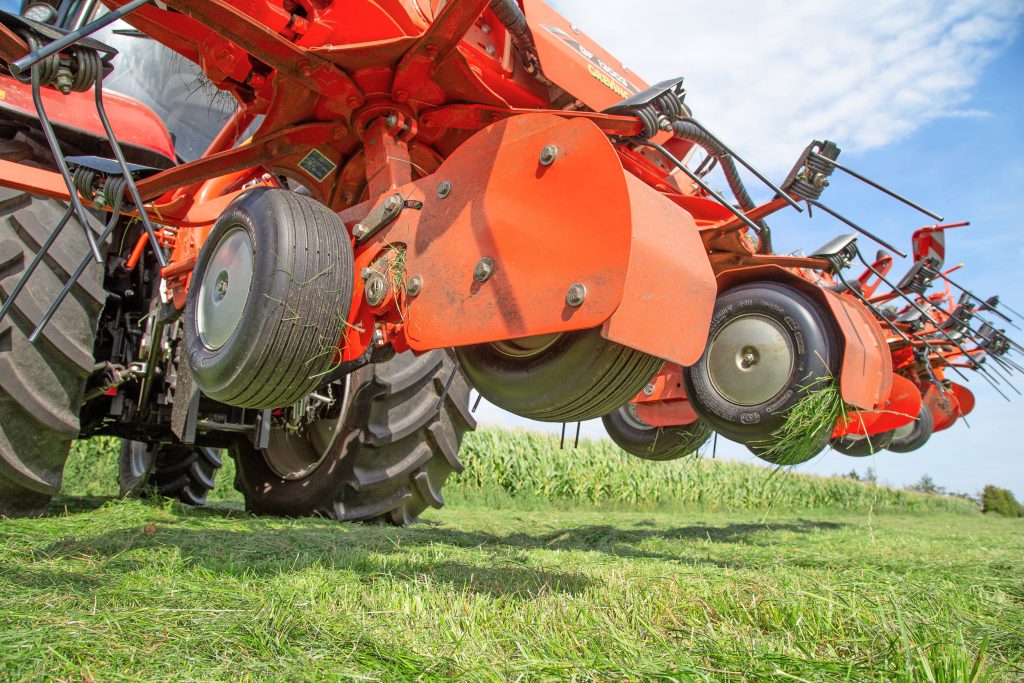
[{"x1": 2, "y1": 429, "x2": 1017, "y2": 681}]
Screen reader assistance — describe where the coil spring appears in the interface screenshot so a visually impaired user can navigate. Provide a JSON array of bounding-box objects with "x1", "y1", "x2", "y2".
[
  {"x1": 788, "y1": 147, "x2": 837, "y2": 202},
  {"x1": 12, "y1": 32, "x2": 60, "y2": 87},
  {"x1": 12, "y1": 31, "x2": 102, "y2": 93},
  {"x1": 101, "y1": 175, "x2": 128, "y2": 210},
  {"x1": 70, "y1": 46, "x2": 102, "y2": 92},
  {"x1": 72, "y1": 166, "x2": 98, "y2": 201},
  {"x1": 635, "y1": 85, "x2": 687, "y2": 138}
]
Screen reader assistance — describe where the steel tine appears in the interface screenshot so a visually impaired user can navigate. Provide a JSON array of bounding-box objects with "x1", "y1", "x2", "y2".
[
  {"x1": 30, "y1": 67, "x2": 103, "y2": 263},
  {"x1": 809, "y1": 151, "x2": 943, "y2": 221},
  {"x1": 834, "y1": 270, "x2": 913, "y2": 343},
  {"x1": 938, "y1": 273, "x2": 1015, "y2": 325},
  {"x1": 637, "y1": 139, "x2": 763, "y2": 235},
  {"x1": 10, "y1": 0, "x2": 151, "y2": 76},
  {"x1": 0, "y1": 205, "x2": 75, "y2": 324},
  {"x1": 93, "y1": 74, "x2": 167, "y2": 267},
  {"x1": 856, "y1": 252, "x2": 996, "y2": 387},
  {"x1": 28, "y1": 191, "x2": 123, "y2": 342},
  {"x1": 677, "y1": 116, "x2": 803, "y2": 212},
  {"x1": 807, "y1": 199, "x2": 907, "y2": 257}
]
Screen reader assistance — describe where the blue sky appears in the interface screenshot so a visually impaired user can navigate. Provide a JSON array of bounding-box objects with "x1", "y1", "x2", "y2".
[{"x1": 5, "y1": 0, "x2": 1022, "y2": 497}]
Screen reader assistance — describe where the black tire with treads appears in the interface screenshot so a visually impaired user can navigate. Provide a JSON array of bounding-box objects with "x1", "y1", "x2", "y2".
[
  {"x1": 119, "y1": 440, "x2": 223, "y2": 505},
  {"x1": 602, "y1": 406, "x2": 712, "y2": 461},
  {"x1": 232, "y1": 349, "x2": 475, "y2": 525},
  {"x1": 0, "y1": 188, "x2": 104, "y2": 516}
]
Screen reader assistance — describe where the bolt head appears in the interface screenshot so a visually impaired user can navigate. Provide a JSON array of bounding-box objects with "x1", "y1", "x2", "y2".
[
  {"x1": 539, "y1": 144, "x2": 559, "y2": 166},
  {"x1": 436, "y1": 180, "x2": 452, "y2": 199},
  {"x1": 566, "y1": 283, "x2": 587, "y2": 307},
  {"x1": 385, "y1": 113, "x2": 398, "y2": 127},
  {"x1": 643, "y1": 383, "x2": 656, "y2": 396},
  {"x1": 406, "y1": 274, "x2": 423, "y2": 296},
  {"x1": 485, "y1": 44, "x2": 496, "y2": 56},
  {"x1": 353, "y1": 223, "x2": 366, "y2": 238},
  {"x1": 384, "y1": 194, "x2": 401, "y2": 211},
  {"x1": 481, "y1": 22, "x2": 491, "y2": 34},
  {"x1": 473, "y1": 257, "x2": 494, "y2": 282}
]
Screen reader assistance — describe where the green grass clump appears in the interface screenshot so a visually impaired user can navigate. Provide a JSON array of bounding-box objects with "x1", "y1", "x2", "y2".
[{"x1": 750, "y1": 379, "x2": 846, "y2": 466}]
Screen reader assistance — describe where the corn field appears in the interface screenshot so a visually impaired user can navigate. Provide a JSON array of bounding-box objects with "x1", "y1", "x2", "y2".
[{"x1": 62, "y1": 429, "x2": 978, "y2": 514}]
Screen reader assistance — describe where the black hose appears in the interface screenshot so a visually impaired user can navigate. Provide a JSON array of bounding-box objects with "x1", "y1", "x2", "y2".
[
  {"x1": 671, "y1": 120, "x2": 772, "y2": 253},
  {"x1": 488, "y1": 0, "x2": 537, "y2": 60}
]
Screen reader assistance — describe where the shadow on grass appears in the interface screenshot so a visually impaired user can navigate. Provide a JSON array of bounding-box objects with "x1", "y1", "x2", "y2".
[{"x1": 24, "y1": 498, "x2": 845, "y2": 596}]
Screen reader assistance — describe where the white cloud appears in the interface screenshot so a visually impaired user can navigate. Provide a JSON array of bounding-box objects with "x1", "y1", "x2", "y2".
[{"x1": 548, "y1": 0, "x2": 1022, "y2": 174}]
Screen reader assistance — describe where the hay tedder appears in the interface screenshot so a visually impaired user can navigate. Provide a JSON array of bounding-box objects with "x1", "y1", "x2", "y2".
[{"x1": 0, "y1": 0, "x2": 1018, "y2": 522}]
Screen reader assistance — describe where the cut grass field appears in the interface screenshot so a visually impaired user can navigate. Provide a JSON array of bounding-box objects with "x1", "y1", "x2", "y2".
[{"x1": 1, "y1": 430, "x2": 1021, "y2": 681}]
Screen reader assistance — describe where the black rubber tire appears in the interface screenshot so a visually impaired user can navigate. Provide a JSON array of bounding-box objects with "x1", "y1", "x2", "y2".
[
  {"x1": 184, "y1": 187, "x2": 354, "y2": 409},
  {"x1": 602, "y1": 405, "x2": 712, "y2": 461},
  {"x1": 119, "y1": 440, "x2": 222, "y2": 505},
  {"x1": 0, "y1": 188, "x2": 104, "y2": 516},
  {"x1": 683, "y1": 282, "x2": 840, "y2": 444},
  {"x1": 830, "y1": 430, "x2": 895, "y2": 457},
  {"x1": 456, "y1": 327, "x2": 663, "y2": 422},
  {"x1": 233, "y1": 349, "x2": 475, "y2": 525},
  {"x1": 887, "y1": 402, "x2": 934, "y2": 453}
]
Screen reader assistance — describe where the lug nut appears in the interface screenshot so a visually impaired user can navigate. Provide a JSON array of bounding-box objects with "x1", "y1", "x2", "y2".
[
  {"x1": 566, "y1": 283, "x2": 587, "y2": 307},
  {"x1": 437, "y1": 180, "x2": 452, "y2": 199},
  {"x1": 406, "y1": 274, "x2": 423, "y2": 296},
  {"x1": 474, "y1": 257, "x2": 494, "y2": 282},
  {"x1": 539, "y1": 144, "x2": 559, "y2": 166}
]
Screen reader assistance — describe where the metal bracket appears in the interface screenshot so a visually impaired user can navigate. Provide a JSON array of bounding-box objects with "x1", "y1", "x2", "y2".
[{"x1": 351, "y1": 193, "x2": 422, "y2": 243}]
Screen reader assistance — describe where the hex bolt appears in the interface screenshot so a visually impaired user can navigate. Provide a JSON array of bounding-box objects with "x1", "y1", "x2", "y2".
[
  {"x1": 643, "y1": 383, "x2": 656, "y2": 396},
  {"x1": 352, "y1": 223, "x2": 366, "y2": 239},
  {"x1": 406, "y1": 274, "x2": 423, "y2": 296},
  {"x1": 474, "y1": 257, "x2": 494, "y2": 282},
  {"x1": 437, "y1": 180, "x2": 452, "y2": 199},
  {"x1": 385, "y1": 113, "x2": 398, "y2": 127},
  {"x1": 384, "y1": 194, "x2": 401, "y2": 211},
  {"x1": 566, "y1": 283, "x2": 587, "y2": 307},
  {"x1": 481, "y1": 22, "x2": 491, "y2": 34},
  {"x1": 360, "y1": 267, "x2": 372, "y2": 280},
  {"x1": 485, "y1": 44, "x2": 496, "y2": 56},
  {"x1": 539, "y1": 144, "x2": 559, "y2": 166},
  {"x1": 364, "y1": 272, "x2": 387, "y2": 306}
]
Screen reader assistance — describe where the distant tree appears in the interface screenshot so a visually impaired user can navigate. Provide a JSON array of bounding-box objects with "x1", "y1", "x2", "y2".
[
  {"x1": 844, "y1": 469, "x2": 861, "y2": 481},
  {"x1": 981, "y1": 486, "x2": 1023, "y2": 518},
  {"x1": 864, "y1": 467, "x2": 877, "y2": 484},
  {"x1": 906, "y1": 474, "x2": 946, "y2": 495}
]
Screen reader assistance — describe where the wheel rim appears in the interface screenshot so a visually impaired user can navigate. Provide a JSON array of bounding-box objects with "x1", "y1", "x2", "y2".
[
  {"x1": 262, "y1": 377, "x2": 350, "y2": 480},
  {"x1": 618, "y1": 403, "x2": 654, "y2": 431},
  {"x1": 197, "y1": 226, "x2": 254, "y2": 350},
  {"x1": 891, "y1": 421, "x2": 915, "y2": 440},
  {"x1": 490, "y1": 333, "x2": 562, "y2": 358},
  {"x1": 706, "y1": 313, "x2": 794, "y2": 406}
]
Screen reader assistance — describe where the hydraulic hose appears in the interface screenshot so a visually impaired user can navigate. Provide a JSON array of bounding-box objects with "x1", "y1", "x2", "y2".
[
  {"x1": 671, "y1": 120, "x2": 772, "y2": 253},
  {"x1": 488, "y1": 0, "x2": 537, "y2": 62}
]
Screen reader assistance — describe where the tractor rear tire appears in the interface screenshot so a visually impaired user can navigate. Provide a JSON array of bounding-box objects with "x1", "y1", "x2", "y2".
[
  {"x1": 0, "y1": 188, "x2": 104, "y2": 516},
  {"x1": 119, "y1": 440, "x2": 223, "y2": 505},
  {"x1": 232, "y1": 349, "x2": 475, "y2": 525},
  {"x1": 887, "y1": 402, "x2": 934, "y2": 453},
  {"x1": 602, "y1": 405, "x2": 712, "y2": 461}
]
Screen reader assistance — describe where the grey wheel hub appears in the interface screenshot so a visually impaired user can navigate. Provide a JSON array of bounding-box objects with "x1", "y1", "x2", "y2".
[
  {"x1": 197, "y1": 227, "x2": 254, "y2": 350},
  {"x1": 706, "y1": 313, "x2": 794, "y2": 406}
]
